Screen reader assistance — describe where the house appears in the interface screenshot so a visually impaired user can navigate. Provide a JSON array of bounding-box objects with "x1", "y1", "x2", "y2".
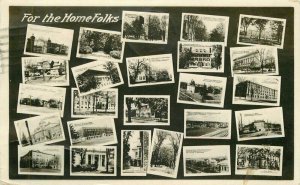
[
  {"x1": 182, "y1": 45, "x2": 213, "y2": 68},
  {"x1": 76, "y1": 126, "x2": 113, "y2": 141},
  {"x1": 80, "y1": 69, "x2": 112, "y2": 87},
  {"x1": 31, "y1": 120, "x2": 63, "y2": 144}
]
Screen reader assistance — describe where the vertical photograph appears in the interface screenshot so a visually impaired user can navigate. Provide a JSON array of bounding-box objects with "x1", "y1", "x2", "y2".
[
  {"x1": 67, "y1": 117, "x2": 117, "y2": 146},
  {"x1": 124, "y1": 95, "x2": 170, "y2": 126},
  {"x1": 17, "y1": 84, "x2": 66, "y2": 117},
  {"x1": 237, "y1": 14, "x2": 286, "y2": 48},
  {"x1": 230, "y1": 46, "x2": 278, "y2": 76},
  {"x1": 121, "y1": 130, "x2": 151, "y2": 176},
  {"x1": 70, "y1": 146, "x2": 116, "y2": 176},
  {"x1": 184, "y1": 109, "x2": 231, "y2": 139},
  {"x1": 122, "y1": 11, "x2": 169, "y2": 44},
  {"x1": 72, "y1": 60, "x2": 123, "y2": 96},
  {"x1": 236, "y1": 145, "x2": 283, "y2": 176},
  {"x1": 235, "y1": 107, "x2": 284, "y2": 141},
  {"x1": 71, "y1": 88, "x2": 118, "y2": 118},
  {"x1": 24, "y1": 24, "x2": 74, "y2": 59},
  {"x1": 183, "y1": 145, "x2": 231, "y2": 176},
  {"x1": 22, "y1": 57, "x2": 69, "y2": 86},
  {"x1": 77, "y1": 27, "x2": 124, "y2": 62},
  {"x1": 180, "y1": 13, "x2": 229, "y2": 45},
  {"x1": 177, "y1": 73, "x2": 227, "y2": 108},
  {"x1": 18, "y1": 145, "x2": 64, "y2": 176},
  {"x1": 126, "y1": 54, "x2": 174, "y2": 87},
  {"x1": 147, "y1": 129, "x2": 183, "y2": 178},
  {"x1": 14, "y1": 113, "x2": 65, "y2": 147},
  {"x1": 177, "y1": 42, "x2": 224, "y2": 73},
  {"x1": 232, "y1": 75, "x2": 281, "y2": 106}
]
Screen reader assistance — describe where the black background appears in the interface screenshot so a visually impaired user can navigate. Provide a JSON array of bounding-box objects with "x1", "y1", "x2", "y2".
[{"x1": 9, "y1": 6, "x2": 294, "y2": 180}]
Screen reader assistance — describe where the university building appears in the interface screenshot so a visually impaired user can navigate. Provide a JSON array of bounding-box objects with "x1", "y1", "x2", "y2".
[
  {"x1": 182, "y1": 45, "x2": 213, "y2": 68},
  {"x1": 79, "y1": 69, "x2": 112, "y2": 88},
  {"x1": 20, "y1": 150, "x2": 60, "y2": 169},
  {"x1": 233, "y1": 50, "x2": 260, "y2": 71},
  {"x1": 24, "y1": 60, "x2": 66, "y2": 78},
  {"x1": 134, "y1": 62, "x2": 172, "y2": 83},
  {"x1": 77, "y1": 127, "x2": 113, "y2": 141},
  {"x1": 239, "y1": 120, "x2": 282, "y2": 134},
  {"x1": 26, "y1": 34, "x2": 69, "y2": 55},
  {"x1": 235, "y1": 80, "x2": 278, "y2": 102},
  {"x1": 186, "y1": 158, "x2": 229, "y2": 173},
  {"x1": 30, "y1": 120, "x2": 63, "y2": 144}
]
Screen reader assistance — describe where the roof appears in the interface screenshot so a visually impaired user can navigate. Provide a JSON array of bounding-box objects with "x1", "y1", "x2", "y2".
[
  {"x1": 80, "y1": 69, "x2": 110, "y2": 77},
  {"x1": 233, "y1": 50, "x2": 259, "y2": 61}
]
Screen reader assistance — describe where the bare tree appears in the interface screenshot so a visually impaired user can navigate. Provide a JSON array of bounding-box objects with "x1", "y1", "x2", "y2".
[
  {"x1": 128, "y1": 59, "x2": 147, "y2": 83},
  {"x1": 151, "y1": 130, "x2": 168, "y2": 167},
  {"x1": 253, "y1": 48, "x2": 266, "y2": 74}
]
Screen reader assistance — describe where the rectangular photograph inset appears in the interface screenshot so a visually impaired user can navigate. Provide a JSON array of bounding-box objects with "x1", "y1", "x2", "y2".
[
  {"x1": 22, "y1": 57, "x2": 69, "y2": 86},
  {"x1": 126, "y1": 54, "x2": 174, "y2": 87},
  {"x1": 180, "y1": 13, "x2": 229, "y2": 45},
  {"x1": 72, "y1": 60, "x2": 124, "y2": 96},
  {"x1": 236, "y1": 145, "x2": 283, "y2": 176},
  {"x1": 147, "y1": 129, "x2": 183, "y2": 178},
  {"x1": 232, "y1": 74, "x2": 281, "y2": 106},
  {"x1": 77, "y1": 27, "x2": 124, "y2": 63},
  {"x1": 237, "y1": 14, "x2": 286, "y2": 49},
  {"x1": 124, "y1": 95, "x2": 170, "y2": 126},
  {"x1": 71, "y1": 88, "x2": 118, "y2": 118},
  {"x1": 177, "y1": 73, "x2": 227, "y2": 108},
  {"x1": 17, "y1": 84, "x2": 66, "y2": 117},
  {"x1": 70, "y1": 146, "x2": 117, "y2": 176},
  {"x1": 184, "y1": 109, "x2": 231, "y2": 139},
  {"x1": 183, "y1": 145, "x2": 231, "y2": 176},
  {"x1": 14, "y1": 113, "x2": 65, "y2": 147},
  {"x1": 18, "y1": 145, "x2": 64, "y2": 176},
  {"x1": 178, "y1": 42, "x2": 225, "y2": 73},
  {"x1": 235, "y1": 107, "x2": 284, "y2": 141},
  {"x1": 67, "y1": 117, "x2": 117, "y2": 146},
  {"x1": 230, "y1": 46, "x2": 278, "y2": 76},
  {"x1": 24, "y1": 24, "x2": 73, "y2": 59},
  {"x1": 121, "y1": 130, "x2": 151, "y2": 176},
  {"x1": 122, "y1": 11, "x2": 169, "y2": 44}
]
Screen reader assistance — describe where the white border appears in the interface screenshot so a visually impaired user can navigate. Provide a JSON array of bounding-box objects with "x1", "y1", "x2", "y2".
[
  {"x1": 235, "y1": 107, "x2": 285, "y2": 141},
  {"x1": 183, "y1": 145, "x2": 231, "y2": 176},
  {"x1": 180, "y1": 13, "x2": 229, "y2": 46},
  {"x1": 67, "y1": 117, "x2": 118, "y2": 146},
  {"x1": 177, "y1": 41, "x2": 225, "y2": 73},
  {"x1": 237, "y1": 14, "x2": 286, "y2": 49},
  {"x1": 23, "y1": 24, "x2": 74, "y2": 59},
  {"x1": 235, "y1": 144, "x2": 283, "y2": 176},
  {"x1": 21, "y1": 56, "x2": 70, "y2": 86},
  {"x1": 123, "y1": 95, "x2": 170, "y2": 126},
  {"x1": 121, "y1": 130, "x2": 151, "y2": 176},
  {"x1": 126, "y1": 54, "x2": 175, "y2": 87},
  {"x1": 71, "y1": 87, "x2": 118, "y2": 118},
  {"x1": 121, "y1": 11, "x2": 169, "y2": 44},
  {"x1": 70, "y1": 145, "x2": 117, "y2": 176},
  {"x1": 76, "y1": 27, "x2": 125, "y2": 63},
  {"x1": 18, "y1": 145, "x2": 65, "y2": 176},
  {"x1": 184, "y1": 109, "x2": 231, "y2": 139},
  {"x1": 147, "y1": 128, "x2": 183, "y2": 178}
]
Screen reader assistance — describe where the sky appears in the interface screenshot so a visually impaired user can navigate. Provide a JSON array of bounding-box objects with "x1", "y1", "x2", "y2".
[
  {"x1": 71, "y1": 118, "x2": 114, "y2": 130},
  {"x1": 19, "y1": 146, "x2": 62, "y2": 157},
  {"x1": 185, "y1": 146, "x2": 229, "y2": 159},
  {"x1": 237, "y1": 107, "x2": 283, "y2": 125},
  {"x1": 180, "y1": 73, "x2": 225, "y2": 86},
  {"x1": 20, "y1": 84, "x2": 65, "y2": 101},
  {"x1": 186, "y1": 110, "x2": 230, "y2": 122},
  {"x1": 235, "y1": 75, "x2": 280, "y2": 90}
]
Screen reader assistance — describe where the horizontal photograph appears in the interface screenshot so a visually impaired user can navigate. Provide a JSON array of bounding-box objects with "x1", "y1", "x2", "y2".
[
  {"x1": 14, "y1": 113, "x2": 65, "y2": 147},
  {"x1": 126, "y1": 54, "x2": 174, "y2": 87},
  {"x1": 122, "y1": 11, "x2": 169, "y2": 44},
  {"x1": 18, "y1": 145, "x2": 64, "y2": 176},
  {"x1": 70, "y1": 146, "x2": 116, "y2": 176},
  {"x1": 77, "y1": 27, "x2": 124, "y2": 62},
  {"x1": 184, "y1": 109, "x2": 231, "y2": 139},
  {"x1": 180, "y1": 13, "x2": 229, "y2": 45},
  {"x1": 236, "y1": 145, "x2": 283, "y2": 176},
  {"x1": 24, "y1": 24, "x2": 73, "y2": 59},
  {"x1": 72, "y1": 60, "x2": 123, "y2": 96},
  {"x1": 148, "y1": 129, "x2": 183, "y2": 178},
  {"x1": 230, "y1": 46, "x2": 278, "y2": 76},
  {"x1": 22, "y1": 57, "x2": 69, "y2": 86},
  {"x1": 235, "y1": 107, "x2": 284, "y2": 141},
  {"x1": 67, "y1": 117, "x2": 117, "y2": 146},
  {"x1": 177, "y1": 73, "x2": 227, "y2": 107},
  {"x1": 178, "y1": 42, "x2": 224, "y2": 73},
  {"x1": 124, "y1": 95, "x2": 170, "y2": 126},
  {"x1": 17, "y1": 84, "x2": 66, "y2": 117},
  {"x1": 237, "y1": 14, "x2": 286, "y2": 48},
  {"x1": 183, "y1": 145, "x2": 231, "y2": 176},
  {"x1": 121, "y1": 130, "x2": 151, "y2": 176},
  {"x1": 232, "y1": 74, "x2": 281, "y2": 106},
  {"x1": 71, "y1": 88, "x2": 118, "y2": 118}
]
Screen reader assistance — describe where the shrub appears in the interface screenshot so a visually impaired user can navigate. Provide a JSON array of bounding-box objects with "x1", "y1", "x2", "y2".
[
  {"x1": 79, "y1": 46, "x2": 93, "y2": 54},
  {"x1": 110, "y1": 50, "x2": 121, "y2": 59}
]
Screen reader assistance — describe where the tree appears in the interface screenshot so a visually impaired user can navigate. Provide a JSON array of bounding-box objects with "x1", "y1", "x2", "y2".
[
  {"x1": 212, "y1": 45, "x2": 222, "y2": 70},
  {"x1": 253, "y1": 48, "x2": 266, "y2": 74},
  {"x1": 128, "y1": 59, "x2": 147, "y2": 83},
  {"x1": 241, "y1": 17, "x2": 254, "y2": 36},
  {"x1": 148, "y1": 15, "x2": 162, "y2": 41},
  {"x1": 123, "y1": 131, "x2": 132, "y2": 169},
  {"x1": 209, "y1": 23, "x2": 225, "y2": 42},
  {"x1": 131, "y1": 17, "x2": 145, "y2": 39},
  {"x1": 69, "y1": 124, "x2": 80, "y2": 140},
  {"x1": 190, "y1": 79, "x2": 195, "y2": 86},
  {"x1": 126, "y1": 97, "x2": 134, "y2": 122},
  {"x1": 156, "y1": 70, "x2": 170, "y2": 81},
  {"x1": 103, "y1": 61, "x2": 121, "y2": 83},
  {"x1": 183, "y1": 15, "x2": 208, "y2": 41},
  {"x1": 169, "y1": 133, "x2": 181, "y2": 169},
  {"x1": 270, "y1": 20, "x2": 284, "y2": 44},
  {"x1": 199, "y1": 84, "x2": 208, "y2": 102},
  {"x1": 253, "y1": 19, "x2": 268, "y2": 40},
  {"x1": 76, "y1": 72, "x2": 98, "y2": 93},
  {"x1": 160, "y1": 15, "x2": 168, "y2": 41},
  {"x1": 76, "y1": 148, "x2": 87, "y2": 165},
  {"x1": 179, "y1": 47, "x2": 192, "y2": 69},
  {"x1": 151, "y1": 130, "x2": 168, "y2": 167}
]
